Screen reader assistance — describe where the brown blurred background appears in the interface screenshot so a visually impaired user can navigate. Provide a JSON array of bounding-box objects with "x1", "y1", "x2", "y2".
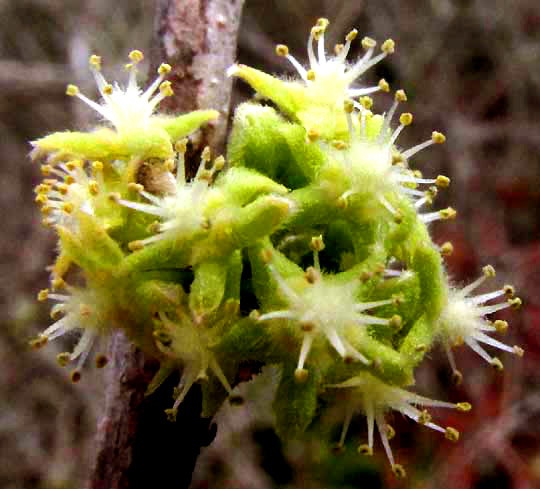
[{"x1": 1, "y1": 1, "x2": 540, "y2": 488}]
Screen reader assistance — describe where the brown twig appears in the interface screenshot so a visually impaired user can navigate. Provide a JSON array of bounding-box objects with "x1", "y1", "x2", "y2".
[
  {"x1": 86, "y1": 1, "x2": 245, "y2": 488},
  {"x1": 152, "y1": 0, "x2": 246, "y2": 155}
]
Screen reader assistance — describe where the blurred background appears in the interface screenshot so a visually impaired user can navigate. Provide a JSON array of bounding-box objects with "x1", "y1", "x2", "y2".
[{"x1": 1, "y1": 1, "x2": 540, "y2": 488}]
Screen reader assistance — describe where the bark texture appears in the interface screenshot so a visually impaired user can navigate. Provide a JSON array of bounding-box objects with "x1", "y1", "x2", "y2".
[
  {"x1": 87, "y1": 1, "x2": 245, "y2": 488},
  {"x1": 153, "y1": 0, "x2": 246, "y2": 155}
]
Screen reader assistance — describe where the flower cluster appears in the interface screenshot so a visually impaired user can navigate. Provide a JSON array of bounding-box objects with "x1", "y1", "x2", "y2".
[{"x1": 29, "y1": 19, "x2": 522, "y2": 480}]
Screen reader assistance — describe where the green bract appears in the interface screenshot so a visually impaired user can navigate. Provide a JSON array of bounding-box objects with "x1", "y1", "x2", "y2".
[{"x1": 30, "y1": 24, "x2": 523, "y2": 476}]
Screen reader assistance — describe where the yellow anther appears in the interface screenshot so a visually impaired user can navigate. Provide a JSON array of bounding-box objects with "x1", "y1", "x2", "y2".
[
  {"x1": 261, "y1": 248, "x2": 273, "y2": 264},
  {"x1": 165, "y1": 408, "x2": 178, "y2": 422},
  {"x1": 311, "y1": 26, "x2": 324, "y2": 40},
  {"x1": 483, "y1": 264, "x2": 496, "y2": 278},
  {"x1": 95, "y1": 354, "x2": 109, "y2": 368},
  {"x1": 357, "y1": 444, "x2": 373, "y2": 456},
  {"x1": 88, "y1": 180, "x2": 99, "y2": 195},
  {"x1": 513, "y1": 346, "x2": 524, "y2": 357},
  {"x1": 128, "y1": 240, "x2": 144, "y2": 251},
  {"x1": 307, "y1": 127, "x2": 320, "y2": 142},
  {"x1": 493, "y1": 320, "x2": 508, "y2": 333},
  {"x1": 71, "y1": 370, "x2": 82, "y2": 383},
  {"x1": 37, "y1": 289, "x2": 49, "y2": 301},
  {"x1": 56, "y1": 183, "x2": 69, "y2": 195},
  {"x1": 103, "y1": 84, "x2": 113, "y2": 95},
  {"x1": 503, "y1": 284, "x2": 515, "y2": 297},
  {"x1": 35, "y1": 181, "x2": 51, "y2": 194},
  {"x1": 159, "y1": 80, "x2": 174, "y2": 96},
  {"x1": 331, "y1": 140, "x2": 348, "y2": 150},
  {"x1": 62, "y1": 202, "x2": 74, "y2": 214},
  {"x1": 310, "y1": 235, "x2": 325, "y2": 252},
  {"x1": 378, "y1": 78, "x2": 390, "y2": 92},
  {"x1": 66, "y1": 84, "x2": 79, "y2": 96},
  {"x1": 440, "y1": 207, "x2": 457, "y2": 220},
  {"x1": 300, "y1": 321, "x2": 316, "y2": 332},
  {"x1": 129, "y1": 50, "x2": 144, "y2": 63},
  {"x1": 213, "y1": 155, "x2": 225, "y2": 171},
  {"x1": 41, "y1": 165, "x2": 53, "y2": 177},
  {"x1": 452, "y1": 369, "x2": 463, "y2": 386},
  {"x1": 89, "y1": 54, "x2": 101, "y2": 70},
  {"x1": 108, "y1": 192, "x2": 121, "y2": 203},
  {"x1": 509, "y1": 297, "x2": 522, "y2": 309},
  {"x1": 343, "y1": 99, "x2": 354, "y2": 113},
  {"x1": 57, "y1": 352, "x2": 71, "y2": 367},
  {"x1": 445, "y1": 427, "x2": 460, "y2": 442},
  {"x1": 201, "y1": 146, "x2": 212, "y2": 163},
  {"x1": 294, "y1": 368, "x2": 309, "y2": 383},
  {"x1": 92, "y1": 161, "x2": 104, "y2": 173},
  {"x1": 305, "y1": 69, "x2": 316, "y2": 82},
  {"x1": 418, "y1": 409, "x2": 432, "y2": 424},
  {"x1": 64, "y1": 175, "x2": 75, "y2": 185},
  {"x1": 175, "y1": 138, "x2": 188, "y2": 154},
  {"x1": 65, "y1": 160, "x2": 80, "y2": 171},
  {"x1": 436, "y1": 175, "x2": 450, "y2": 187},
  {"x1": 158, "y1": 63, "x2": 172, "y2": 75},
  {"x1": 391, "y1": 152, "x2": 404, "y2": 165},
  {"x1": 275, "y1": 44, "x2": 289, "y2": 57},
  {"x1": 35, "y1": 194, "x2": 48, "y2": 205},
  {"x1": 454, "y1": 335, "x2": 464, "y2": 347},
  {"x1": 147, "y1": 221, "x2": 161, "y2": 234},
  {"x1": 346, "y1": 29, "x2": 358, "y2": 42},
  {"x1": 390, "y1": 315, "x2": 402, "y2": 330},
  {"x1": 334, "y1": 44, "x2": 344, "y2": 55},
  {"x1": 491, "y1": 357, "x2": 504, "y2": 371},
  {"x1": 128, "y1": 182, "x2": 144, "y2": 193},
  {"x1": 399, "y1": 113, "x2": 413, "y2": 126},
  {"x1": 316, "y1": 18, "x2": 329, "y2": 29},
  {"x1": 361, "y1": 37, "x2": 376, "y2": 50},
  {"x1": 51, "y1": 277, "x2": 66, "y2": 290},
  {"x1": 30, "y1": 335, "x2": 48, "y2": 349},
  {"x1": 35, "y1": 183, "x2": 50, "y2": 194},
  {"x1": 40, "y1": 205, "x2": 52, "y2": 216},
  {"x1": 337, "y1": 196, "x2": 348, "y2": 210},
  {"x1": 395, "y1": 89, "x2": 407, "y2": 102},
  {"x1": 50, "y1": 308, "x2": 63, "y2": 320},
  {"x1": 381, "y1": 39, "x2": 395, "y2": 54},
  {"x1": 392, "y1": 464, "x2": 407, "y2": 479},
  {"x1": 304, "y1": 267, "x2": 320, "y2": 284},
  {"x1": 432, "y1": 131, "x2": 446, "y2": 144},
  {"x1": 360, "y1": 96, "x2": 373, "y2": 109},
  {"x1": 386, "y1": 424, "x2": 396, "y2": 440},
  {"x1": 441, "y1": 242, "x2": 454, "y2": 256},
  {"x1": 456, "y1": 402, "x2": 472, "y2": 412}
]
